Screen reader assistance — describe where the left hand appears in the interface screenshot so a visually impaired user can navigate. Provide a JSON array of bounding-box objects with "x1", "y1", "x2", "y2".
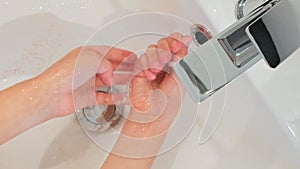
[{"x1": 37, "y1": 46, "x2": 137, "y2": 118}]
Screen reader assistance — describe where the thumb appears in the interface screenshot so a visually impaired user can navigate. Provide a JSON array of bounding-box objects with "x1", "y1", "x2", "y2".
[{"x1": 97, "y1": 59, "x2": 113, "y2": 86}]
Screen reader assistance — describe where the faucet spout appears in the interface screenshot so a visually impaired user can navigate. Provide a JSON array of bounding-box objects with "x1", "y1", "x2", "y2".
[{"x1": 173, "y1": 0, "x2": 300, "y2": 103}]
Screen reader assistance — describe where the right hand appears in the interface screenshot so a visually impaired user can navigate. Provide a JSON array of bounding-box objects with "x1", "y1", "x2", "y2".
[{"x1": 126, "y1": 33, "x2": 192, "y2": 137}]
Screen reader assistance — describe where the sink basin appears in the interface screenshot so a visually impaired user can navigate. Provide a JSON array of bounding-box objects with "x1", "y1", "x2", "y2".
[{"x1": 1, "y1": 0, "x2": 300, "y2": 169}]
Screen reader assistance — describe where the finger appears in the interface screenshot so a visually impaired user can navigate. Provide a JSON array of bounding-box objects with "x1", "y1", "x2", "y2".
[
  {"x1": 97, "y1": 59, "x2": 113, "y2": 86},
  {"x1": 182, "y1": 35, "x2": 193, "y2": 47},
  {"x1": 95, "y1": 74, "x2": 104, "y2": 87},
  {"x1": 112, "y1": 62, "x2": 135, "y2": 71},
  {"x1": 168, "y1": 32, "x2": 184, "y2": 53},
  {"x1": 93, "y1": 46, "x2": 136, "y2": 62},
  {"x1": 96, "y1": 92, "x2": 127, "y2": 105},
  {"x1": 146, "y1": 44, "x2": 161, "y2": 74},
  {"x1": 135, "y1": 53, "x2": 149, "y2": 71},
  {"x1": 157, "y1": 38, "x2": 173, "y2": 64},
  {"x1": 174, "y1": 36, "x2": 193, "y2": 59},
  {"x1": 135, "y1": 53, "x2": 156, "y2": 80},
  {"x1": 170, "y1": 32, "x2": 183, "y2": 40},
  {"x1": 105, "y1": 48, "x2": 137, "y2": 68},
  {"x1": 112, "y1": 72, "x2": 134, "y2": 85},
  {"x1": 119, "y1": 50, "x2": 137, "y2": 64},
  {"x1": 90, "y1": 46, "x2": 137, "y2": 71},
  {"x1": 110, "y1": 53, "x2": 137, "y2": 71},
  {"x1": 96, "y1": 72, "x2": 134, "y2": 87}
]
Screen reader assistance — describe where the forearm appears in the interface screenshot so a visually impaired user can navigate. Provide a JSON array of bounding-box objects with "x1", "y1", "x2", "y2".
[
  {"x1": 101, "y1": 155, "x2": 155, "y2": 169},
  {"x1": 0, "y1": 75, "x2": 53, "y2": 144},
  {"x1": 101, "y1": 105, "x2": 179, "y2": 169},
  {"x1": 101, "y1": 78, "x2": 181, "y2": 169},
  {"x1": 100, "y1": 120, "x2": 167, "y2": 169}
]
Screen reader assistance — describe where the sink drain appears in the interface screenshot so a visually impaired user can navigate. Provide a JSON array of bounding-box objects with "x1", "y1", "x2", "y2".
[{"x1": 76, "y1": 87, "x2": 122, "y2": 132}]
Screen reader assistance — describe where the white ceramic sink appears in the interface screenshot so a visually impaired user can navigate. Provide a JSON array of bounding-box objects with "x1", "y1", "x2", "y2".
[{"x1": 1, "y1": 0, "x2": 300, "y2": 169}]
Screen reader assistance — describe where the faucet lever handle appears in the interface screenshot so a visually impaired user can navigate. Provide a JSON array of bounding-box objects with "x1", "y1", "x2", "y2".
[
  {"x1": 173, "y1": 0, "x2": 299, "y2": 103},
  {"x1": 246, "y1": 0, "x2": 300, "y2": 68}
]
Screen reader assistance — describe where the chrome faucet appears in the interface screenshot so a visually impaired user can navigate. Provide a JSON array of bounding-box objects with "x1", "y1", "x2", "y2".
[
  {"x1": 173, "y1": 0, "x2": 300, "y2": 103},
  {"x1": 236, "y1": 0, "x2": 247, "y2": 20},
  {"x1": 235, "y1": 0, "x2": 268, "y2": 20}
]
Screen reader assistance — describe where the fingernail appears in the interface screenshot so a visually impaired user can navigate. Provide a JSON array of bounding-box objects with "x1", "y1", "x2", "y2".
[
  {"x1": 122, "y1": 50, "x2": 134, "y2": 57},
  {"x1": 183, "y1": 36, "x2": 193, "y2": 46}
]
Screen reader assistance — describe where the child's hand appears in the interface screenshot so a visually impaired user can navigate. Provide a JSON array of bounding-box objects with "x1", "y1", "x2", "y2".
[
  {"x1": 136, "y1": 32, "x2": 192, "y2": 80},
  {"x1": 127, "y1": 33, "x2": 192, "y2": 137},
  {"x1": 40, "y1": 46, "x2": 137, "y2": 118}
]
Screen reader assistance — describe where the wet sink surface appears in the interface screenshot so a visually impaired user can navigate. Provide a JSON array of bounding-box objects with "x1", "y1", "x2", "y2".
[{"x1": 1, "y1": 0, "x2": 300, "y2": 169}]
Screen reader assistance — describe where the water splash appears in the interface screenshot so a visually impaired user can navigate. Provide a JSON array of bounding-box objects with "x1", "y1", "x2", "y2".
[{"x1": 0, "y1": 23, "x2": 64, "y2": 82}]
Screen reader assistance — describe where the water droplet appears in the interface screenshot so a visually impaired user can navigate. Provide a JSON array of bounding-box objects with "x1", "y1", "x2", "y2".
[
  {"x1": 61, "y1": 2, "x2": 65, "y2": 6},
  {"x1": 2, "y1": 79, "x2": 7, "y2": 83},
  {"x1": 39, "y1": 6, "x2": 43, "y2": 10},
  {"x1": 29, "y1": 97, "x2": 33, "y2": 100},
  {"x1": 22, "y1": 89, "x2": 25, "y2": 92},
  {"x1": 142, "y1": 124, "x2": 146, "y2": 131},
  {"x1": 56, "y1": 73, "x2": 60, "y2": 77},
  {"x1": 32, "y1": 81, "x2": 38, "y2": 89},
  {"x1": 4, "y1": 1, "x2": 8, "y2": 5},
  {"x1": 113, "y1": 132, "x2": 118, "y2": 135}
]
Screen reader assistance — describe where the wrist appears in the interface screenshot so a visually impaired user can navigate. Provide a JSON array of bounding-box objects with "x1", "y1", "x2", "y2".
[{"x1": 28, "y1": 74, "x2": 57, "y2": 121}]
